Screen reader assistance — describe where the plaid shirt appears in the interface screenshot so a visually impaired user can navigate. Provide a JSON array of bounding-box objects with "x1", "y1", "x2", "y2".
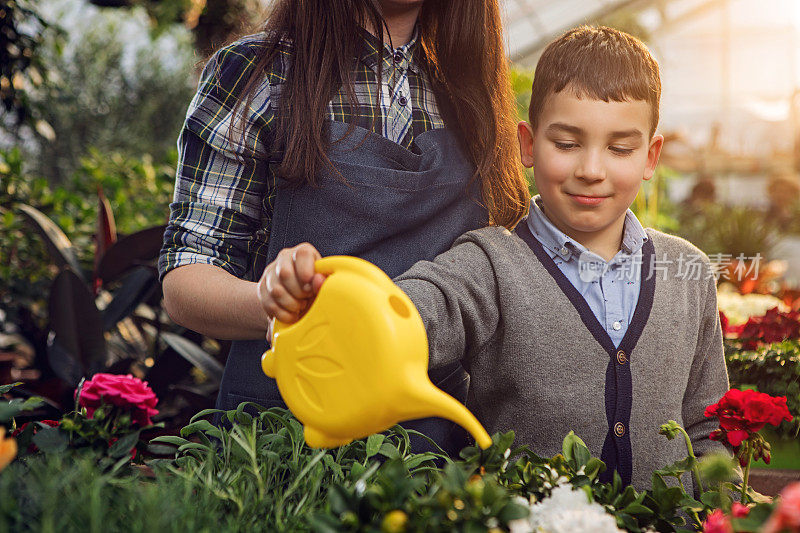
[{"x1": 159, "y1": 28, "x2": 445, "y2": 282}]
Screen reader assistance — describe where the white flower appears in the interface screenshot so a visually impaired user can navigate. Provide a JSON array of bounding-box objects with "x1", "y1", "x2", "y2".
[
  {"x1": 509, "y1": 485, "x2": 623, "y2": 533},
  {"x1": 717, "y1": 289, "x2": 787, "y2": 326}
]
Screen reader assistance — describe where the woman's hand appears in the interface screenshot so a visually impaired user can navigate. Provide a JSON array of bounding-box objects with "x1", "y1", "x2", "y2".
[{"x1": 257, "y1": 243, "x2": 327, "y2": 324}]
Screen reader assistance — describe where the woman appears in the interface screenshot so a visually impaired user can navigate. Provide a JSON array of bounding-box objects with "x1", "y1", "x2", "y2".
[{"x1": 159, "y1": 0, "x2": 528, "y2": 454}]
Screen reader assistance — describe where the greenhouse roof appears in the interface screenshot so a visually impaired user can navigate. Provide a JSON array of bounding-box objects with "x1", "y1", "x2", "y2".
[{"x1": 503, "y1": 0, "x2": 727, "y2": 66}]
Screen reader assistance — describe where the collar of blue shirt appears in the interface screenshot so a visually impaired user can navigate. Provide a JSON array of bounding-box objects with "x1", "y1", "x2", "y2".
[{"x1": 526, "y1": 195, "x2": 648, "y2": 266}]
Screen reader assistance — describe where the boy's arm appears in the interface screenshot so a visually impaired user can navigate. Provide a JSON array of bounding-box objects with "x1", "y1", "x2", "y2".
[
  {"x1": 682, "y1": 273, "x2": 730, "y2": 458},
  {"x1": 394, "y1": 236, "x2": 501, "y2": 371}
]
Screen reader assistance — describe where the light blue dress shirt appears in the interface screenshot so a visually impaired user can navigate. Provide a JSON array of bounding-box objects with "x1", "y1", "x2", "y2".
[{"x1": 525, "y1": 195, "x2": 648, "y2": 347}]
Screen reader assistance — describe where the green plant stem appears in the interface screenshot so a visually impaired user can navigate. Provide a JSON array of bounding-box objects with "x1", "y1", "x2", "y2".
[
  {"x1": 678, "y1": 427, "x2": 705, "y2": 493},
  {"x1": 741, "y1": 443, "x2": 753, "y2": 504},
  {"x1": 688, "y1": 508, "x2": 704, "y2": 529}
]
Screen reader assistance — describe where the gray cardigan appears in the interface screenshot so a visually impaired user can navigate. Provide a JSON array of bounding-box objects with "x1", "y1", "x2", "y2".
[{"x1": 395, "y1": 225, "x2": 730, "y2": 491}]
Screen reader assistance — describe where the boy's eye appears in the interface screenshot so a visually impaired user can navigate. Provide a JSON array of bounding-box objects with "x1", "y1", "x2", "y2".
[
  {"x1": 554, "y1": 142, "x2": 578, "y2": 150},
  {"x1": 609, "y1": 146, "x2": 635, "y2": 155}
]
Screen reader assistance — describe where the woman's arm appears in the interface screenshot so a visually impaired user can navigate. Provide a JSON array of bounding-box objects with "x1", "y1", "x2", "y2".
[
  {"x1": 162, "y1": 264, "x2": 268, "y2": 340},
  {"x1": 159, "y1": 38, "x2": 274, "y2": 338}
]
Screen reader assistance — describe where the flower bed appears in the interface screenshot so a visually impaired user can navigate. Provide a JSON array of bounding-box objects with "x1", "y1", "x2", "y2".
[{"x1": 2, "y1": 378, "x2": 800, "y2": 532}]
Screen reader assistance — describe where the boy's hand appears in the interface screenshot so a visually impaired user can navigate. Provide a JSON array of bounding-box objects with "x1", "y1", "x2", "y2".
[{"x1": 257, "y1": 243, "x2": 327, "y2": 324}]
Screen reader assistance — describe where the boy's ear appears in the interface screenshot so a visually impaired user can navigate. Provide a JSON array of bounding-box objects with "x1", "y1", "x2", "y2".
[
  {"x1": 643, "y1": 134, "x2": 664, "y2": 181},
  {"x1": 517, "y1": 121, "x2": 535, "y2": 168}
]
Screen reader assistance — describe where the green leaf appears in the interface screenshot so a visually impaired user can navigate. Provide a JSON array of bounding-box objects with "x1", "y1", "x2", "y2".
[
  {"x1": 149, "y1": 435, "x2": 190, "y2": 447},
  {"x1": 350, "y1": 462, "x2": 366, "y2": 479},
  {"x1": 378, "y1": 441, "x2": 400, "y2": 460},
  {"x1": 584, "y1": 457, "x2": 606, "y2": 480},
  {"x1": 365, "y1": 433, "x2": 384, "y2": 461},
  {"x1": 0, "y1": 396, "x2": 45, "y2": 422},
  {"x1": 403, "y1": 452, "x2": 439, "y2": 470},
  {"x1": 305, "y1": 514, "x2": 343, "y2": 533},
  {"x1": 572, "y1": 441, "x2": 591, "y2": 469},
  {"x1": 622, "y1": 502, "x2": 654, "y2": 516},
  {"x1": 0, "y1": 382, "x2": 22, "y2": 394},
  {"x1": 322, "y1": 454, "x2": 344, "y2": 479},
  {"x1": 655, "y1": 456, "x2": 696, "y2": 478},
  {"x1": 177, "y1": 442, "x2": 212, "y2": 454},
  {"x1": 109, "y1": 429, "x2": 141, "y2": 458},
  {"x1": 615, "y1": 512, "x2": 639, "y2": 532},
  {"x1": 146, "y1": 444, "x2": 179, "y2": 456},
  {"x1": 180, "y1": 419, "x2": 222, "y2": 440},
  {"x1": 700, "y1": 490, "x2": 723, "y2": 509},
  {"x1": 106, "y1": 453, "x2": 133, "y2": 476},
  {"x1": 189, "y1": 408, "x2": 225, "y2": 424},
  {"x1": 651, "y1": 472, "x2": 668, "y2": 495},
  {"x1": 494, "y1": 431, "x2": 516, "y2": 453},
  {"x1": 16, "y1": 203, "x2": 83, "y2": 277},
  {"x1": 678, "y1": 495, "x2": 704, "y2": 512},
  {"x1": 562, "y1": 431, "x2": 591, "y2": 468},
  {"x1": 31, "y1": 426, "x2": 68, "y2": 453}
]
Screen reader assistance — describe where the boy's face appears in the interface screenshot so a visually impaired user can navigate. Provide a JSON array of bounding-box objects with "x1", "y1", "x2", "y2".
[{"x1": 518, "y1": 88, "x2": 663, "y2": 252}]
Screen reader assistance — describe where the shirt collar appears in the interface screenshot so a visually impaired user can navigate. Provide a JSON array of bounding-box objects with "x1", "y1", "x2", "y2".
[
  {"x1": 359, "y1": 25, "x2": 419, "y2": 75},
  {"x1": 526, "y1": 195, "x2": 648, "y2": 262}
]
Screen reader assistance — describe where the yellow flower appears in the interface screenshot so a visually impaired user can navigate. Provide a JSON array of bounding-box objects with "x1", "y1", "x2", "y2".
[
  {"x1": 381, "y1": 510, "x2": 408, "y2": 533},
  {"x1": 0, "y1": 427, "x2": 18, "y2": 472}
]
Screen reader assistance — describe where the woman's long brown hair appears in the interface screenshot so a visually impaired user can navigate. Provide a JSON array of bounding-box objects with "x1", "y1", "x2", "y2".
[{"x1": 229, "y1": 0, "x2": 529, "y2": 228}]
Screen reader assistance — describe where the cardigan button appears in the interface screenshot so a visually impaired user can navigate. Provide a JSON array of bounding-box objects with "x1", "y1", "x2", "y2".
[
  {"x1": 616, "y1": 350, "x2": 627, "y2": 365},
  {"x1": 614, "y1": 422, "x2": 625, "y2": 437}
]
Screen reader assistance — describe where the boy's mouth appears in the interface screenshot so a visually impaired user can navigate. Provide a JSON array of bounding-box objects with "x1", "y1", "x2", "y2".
[{"x1": 567, "y1": 193, "x2": 609, "y2": 206}]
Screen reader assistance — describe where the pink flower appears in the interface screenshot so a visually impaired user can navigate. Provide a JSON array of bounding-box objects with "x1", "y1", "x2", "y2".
[
  {"x1": 731, "y1": 502, "x2": 750, "y2": 518},
  {"x1": 77, "y1": 373, "x2": 159, "y2": 426},
  {"x1": 763, "y1": 482, "x2": 800, "y2": 533},
  {"x1": 703, "y1": 509, "x2": 733, "y2": 533}
]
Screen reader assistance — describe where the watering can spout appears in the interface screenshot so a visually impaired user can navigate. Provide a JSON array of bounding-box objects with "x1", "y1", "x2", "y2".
[{"x1": 405, "y1": 383, "x2": 493, "y2": 450}]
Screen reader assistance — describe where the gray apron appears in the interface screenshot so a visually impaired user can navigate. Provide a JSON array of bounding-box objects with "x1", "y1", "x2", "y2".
[{"x1": 214, "y1": 121, "x2": 487, "y2": 455}]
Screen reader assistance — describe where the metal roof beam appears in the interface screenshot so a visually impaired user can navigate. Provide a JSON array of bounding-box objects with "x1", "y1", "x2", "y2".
[{"x1": 510, "y1": 0, "x2": 664, "y2": 64}]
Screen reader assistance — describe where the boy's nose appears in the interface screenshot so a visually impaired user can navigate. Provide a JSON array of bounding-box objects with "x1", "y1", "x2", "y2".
[{"x1": 575, "y1": 150, "x2": 606, "y2": 182}]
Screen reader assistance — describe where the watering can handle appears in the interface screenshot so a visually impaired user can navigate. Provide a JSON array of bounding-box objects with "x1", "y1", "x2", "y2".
[
  {"x1": 314, "y1": 256, "x2": 390, "y2": 286},
  {"x1": 267, "y1": 256, "x2": 390, "y2": 344}
]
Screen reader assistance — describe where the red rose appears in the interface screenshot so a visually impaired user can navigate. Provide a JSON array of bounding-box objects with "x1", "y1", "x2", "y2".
[
  {"x1": 77, "y1": 373, "x2": 159, "y2": 426},
  {"x1": 703, "y1": 509, "x2": 733, "y2": 533}
]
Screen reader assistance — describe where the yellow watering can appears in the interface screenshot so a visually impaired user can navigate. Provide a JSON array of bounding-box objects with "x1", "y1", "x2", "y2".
[{"x1": 261, "y1": 256, "x2": 492, "y2": 450}]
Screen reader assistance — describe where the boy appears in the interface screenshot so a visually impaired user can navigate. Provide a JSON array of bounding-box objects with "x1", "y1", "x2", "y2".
[{"x1": 259, "y1": 26, "x2": 729, "y2": 492}]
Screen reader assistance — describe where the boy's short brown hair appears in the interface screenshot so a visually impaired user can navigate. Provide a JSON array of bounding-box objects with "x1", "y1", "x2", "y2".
[{"x1": 528, "y1": 26, "x2": 661, "y2": 136}]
